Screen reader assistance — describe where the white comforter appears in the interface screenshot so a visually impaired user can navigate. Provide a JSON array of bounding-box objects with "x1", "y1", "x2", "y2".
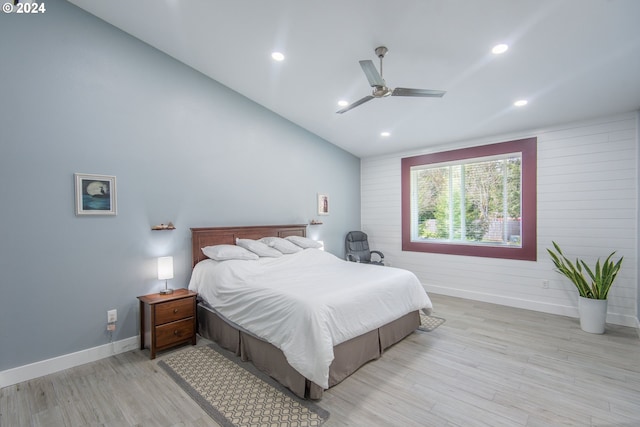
[{"x1": 188, "y1": 248, "x2": 432, "y2": 388}]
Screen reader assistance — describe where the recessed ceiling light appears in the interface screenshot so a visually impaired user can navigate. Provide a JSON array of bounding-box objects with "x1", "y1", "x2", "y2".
[
  {"x1": 271, "y1": 52, "x2": 285, "y2": 61},
  {"x1": 380, "y1": 132, "x2": 391, "y2": 137},
  {"x1": 338, "y1": 100, "x2": 348, "y2": 107},
  {"x1": 492, "y1": 44, "x2": 509, "y2": 54},
  {"x1": 514, "y1": 99, "x2": 528, "y2": 107}
]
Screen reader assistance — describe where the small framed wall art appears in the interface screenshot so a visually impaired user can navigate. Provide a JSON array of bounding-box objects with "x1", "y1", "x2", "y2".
[
  {"x1": 318, "y1": 193, "x2": 329, "y2": 215},
  {"x1": 74, "y1": 173, "x2": 117, "y2": 216}
]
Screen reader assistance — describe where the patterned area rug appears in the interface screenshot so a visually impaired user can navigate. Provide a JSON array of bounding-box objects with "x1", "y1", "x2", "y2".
[
  {"x1": 158, "y1": 344, "x2": 329, "y2": 427},
  {"x1": 419, "y1": 312, "x2": 446, "y2": 332}
]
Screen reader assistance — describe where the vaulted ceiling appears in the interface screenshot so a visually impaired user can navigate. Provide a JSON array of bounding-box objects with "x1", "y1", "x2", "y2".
[{"x1": 68, "y1": 0, "x2": 640, "y2": 157}]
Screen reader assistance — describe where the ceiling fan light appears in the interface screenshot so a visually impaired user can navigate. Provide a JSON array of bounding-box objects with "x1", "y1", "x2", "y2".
[
  {"x1": 271, "y1": 52, "x2": 285, "y2": 61},
  {"x1": 380, "y1": 131, "x2": 391, "y2": 137},
  {"x1": 338, "y1": 100, "x2": 348, "y2": 107},
  {"x1": 492, "y1": 44, "x2": 509, "y2": 55}
]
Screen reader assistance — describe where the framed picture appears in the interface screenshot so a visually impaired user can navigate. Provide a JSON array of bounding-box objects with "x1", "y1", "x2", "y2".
[
  {"x1": 318, "y1": 194, "x2": 329, "y2": 215},
  {"x1": 74, "y1": 173, "x2": 117, "y2": 216}
]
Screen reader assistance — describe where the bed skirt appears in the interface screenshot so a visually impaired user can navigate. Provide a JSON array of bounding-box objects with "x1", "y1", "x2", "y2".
[{"x1": 196, "y1": 303, "x2": 420, "y2": 399}]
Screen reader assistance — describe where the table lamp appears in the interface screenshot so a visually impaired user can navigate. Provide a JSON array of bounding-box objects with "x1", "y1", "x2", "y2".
[{"x1": 157, "y1": 256, "x2": 174, "y2": 295}]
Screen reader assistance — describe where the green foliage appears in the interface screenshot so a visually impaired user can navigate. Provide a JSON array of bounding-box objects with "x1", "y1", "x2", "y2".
[
  {"x1": 429, "y1": 177, "x2": 489, "y2": 242},
  {"x1": 433, "y1": 186, "x2": 457, "y2": 239},
  {"x1": 547, "y1": 242, "x2": 623, "y2": 299}
]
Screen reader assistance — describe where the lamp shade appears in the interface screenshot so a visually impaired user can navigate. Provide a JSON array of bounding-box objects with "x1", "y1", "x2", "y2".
[{"x1": 157, "y1": 256, "x2": 174, "y2": 280}]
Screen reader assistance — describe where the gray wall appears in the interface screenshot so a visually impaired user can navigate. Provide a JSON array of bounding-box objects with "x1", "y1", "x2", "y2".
[{"x1": 0, "y1": 0, "x2": 360, "y2": 371}]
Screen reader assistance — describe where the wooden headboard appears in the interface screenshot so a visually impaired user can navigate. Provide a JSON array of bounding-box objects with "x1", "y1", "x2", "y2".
[{"x1": 191, "y1": 224, "x2": 307, "y2": 267}]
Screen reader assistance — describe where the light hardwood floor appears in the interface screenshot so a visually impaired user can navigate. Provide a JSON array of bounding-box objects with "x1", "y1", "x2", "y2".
[{"x1": 2, "y1": 294, "x2": 639, "y2": 427}]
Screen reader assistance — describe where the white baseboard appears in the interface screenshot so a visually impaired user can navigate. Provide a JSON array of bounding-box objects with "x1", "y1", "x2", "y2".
[
  {"x1": 0, "y1": 336, "x2": 139, "y2": 388},
  {"x1": 425, "y1": 284, "x2": 640, "y2": 329}
]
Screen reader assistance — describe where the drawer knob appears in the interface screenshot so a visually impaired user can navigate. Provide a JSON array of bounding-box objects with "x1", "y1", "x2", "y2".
[
  {"x1": 174, "y1": 330, "x2": 179, "y2": 335},
  {"x1": 173, "y1": 308, "x2": 178, "y2": 314}
]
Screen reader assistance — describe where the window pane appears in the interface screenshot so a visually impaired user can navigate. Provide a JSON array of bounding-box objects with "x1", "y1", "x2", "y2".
[
  {"x1": 414, "y1": 166, "x2": 449, "y2": 240},
  {"x1": 411, "y1": 155, "x2": 521, "y2": 247},
  {"x1": 465, "y1": 156, "x2": 521, "y2": 245}
]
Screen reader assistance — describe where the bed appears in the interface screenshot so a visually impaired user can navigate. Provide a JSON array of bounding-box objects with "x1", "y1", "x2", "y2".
[{"x1": 189, "y1": 224, "x2": 432, "y2": 399}]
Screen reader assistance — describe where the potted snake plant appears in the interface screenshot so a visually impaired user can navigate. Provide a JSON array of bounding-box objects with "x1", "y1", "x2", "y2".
[{"x1": 547, "y1": 241, "x2": 623, "y2": 334}]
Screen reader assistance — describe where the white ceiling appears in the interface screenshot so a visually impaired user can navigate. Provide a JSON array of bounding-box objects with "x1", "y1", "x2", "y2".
[{"x1": 67, "y1": 0, "x2": 640, "y2": 158}]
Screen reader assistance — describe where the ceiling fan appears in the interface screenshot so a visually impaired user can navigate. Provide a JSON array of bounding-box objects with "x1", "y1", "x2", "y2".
[{"x1": 337, "y1": 46, "x2": 446, "y2": 114}]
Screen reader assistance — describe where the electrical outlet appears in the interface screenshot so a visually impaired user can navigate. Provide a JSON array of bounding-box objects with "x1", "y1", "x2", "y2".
[
  {"x1": 542, "y1": 279, "x2": 549, "y2": 289},
  {"x1": 107, "y1": 309, "x2": 117, "y2": 323}
]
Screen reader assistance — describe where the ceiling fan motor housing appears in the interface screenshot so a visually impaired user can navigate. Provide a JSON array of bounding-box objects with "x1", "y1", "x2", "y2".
[{"x1": 373, "y1": 86, "x2": 392, "y2": 97}]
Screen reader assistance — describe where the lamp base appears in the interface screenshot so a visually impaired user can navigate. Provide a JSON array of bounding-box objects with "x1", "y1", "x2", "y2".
[{"x1": 159, "y1": 288, "x2": 174, "y2": 295}]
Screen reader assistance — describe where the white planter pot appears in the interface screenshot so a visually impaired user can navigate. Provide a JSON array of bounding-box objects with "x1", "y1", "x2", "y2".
[{"x1": 578, "y1": 296, "x2": 608, "y2": 334}]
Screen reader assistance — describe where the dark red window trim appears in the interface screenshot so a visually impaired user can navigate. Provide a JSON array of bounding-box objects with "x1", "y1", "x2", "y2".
[{"x1": 401, "y1": 137, "x2": 537, "y2": 261}]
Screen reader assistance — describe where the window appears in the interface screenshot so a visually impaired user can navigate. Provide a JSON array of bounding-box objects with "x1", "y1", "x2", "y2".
[{"x1": 401, "y1": 137, "x2": 536, "y2": 260}]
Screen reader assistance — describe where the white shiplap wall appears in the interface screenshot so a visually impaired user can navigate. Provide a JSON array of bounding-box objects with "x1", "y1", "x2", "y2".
[{"x1": 361, "y1": 113, "x2": 638, "y2": 327}]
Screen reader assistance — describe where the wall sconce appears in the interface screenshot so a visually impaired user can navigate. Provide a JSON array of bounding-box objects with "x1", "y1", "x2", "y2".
[
  {"x1": 151, "y1": 222, "x2": 175, "y2": 230},
  {"x1": 157, "y1": 256, "x2": 174, "y2": 295}
]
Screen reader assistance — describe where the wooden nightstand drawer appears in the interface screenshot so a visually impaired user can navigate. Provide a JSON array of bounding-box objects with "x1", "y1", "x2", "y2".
[
  {"x1": 156, "y1": 298, "x2": 195, "y2": 324},
  {"x1": 156, "y1": 318, "x2": 195, "y2": 348},
  {"x1": 138, "y1": 289, "x2": 197, "y2": 359}
]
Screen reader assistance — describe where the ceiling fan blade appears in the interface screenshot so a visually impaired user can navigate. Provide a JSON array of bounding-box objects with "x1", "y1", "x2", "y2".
[
  {"x1": 392, "y1": 88, "x2": 446, "y2": 97},
  {"x1": 359, "y1": 60, "x2": 385, "y2": 87},
  {"x1": 336, "y1": 95, "x2": 375, "y2": 114}
]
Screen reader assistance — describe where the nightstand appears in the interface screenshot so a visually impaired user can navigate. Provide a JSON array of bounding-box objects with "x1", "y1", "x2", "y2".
[{"x1": 137, "y1": 289, "x2": 197, "y2": 359}]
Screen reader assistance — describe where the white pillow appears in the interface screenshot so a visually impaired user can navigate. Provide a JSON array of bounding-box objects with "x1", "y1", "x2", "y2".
[
  {"x1": 236, "y1": 238, "x2": 282, "y2": 257},
  {"x1": 285, "y1": 235, "x2": 323, "y2": 249},
  {"x1": 258, "y1": 237, "x2": 303, "y2": 254},
  {"x1": 201, "y1": 244, "x2": 259, "y2": 261}
]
